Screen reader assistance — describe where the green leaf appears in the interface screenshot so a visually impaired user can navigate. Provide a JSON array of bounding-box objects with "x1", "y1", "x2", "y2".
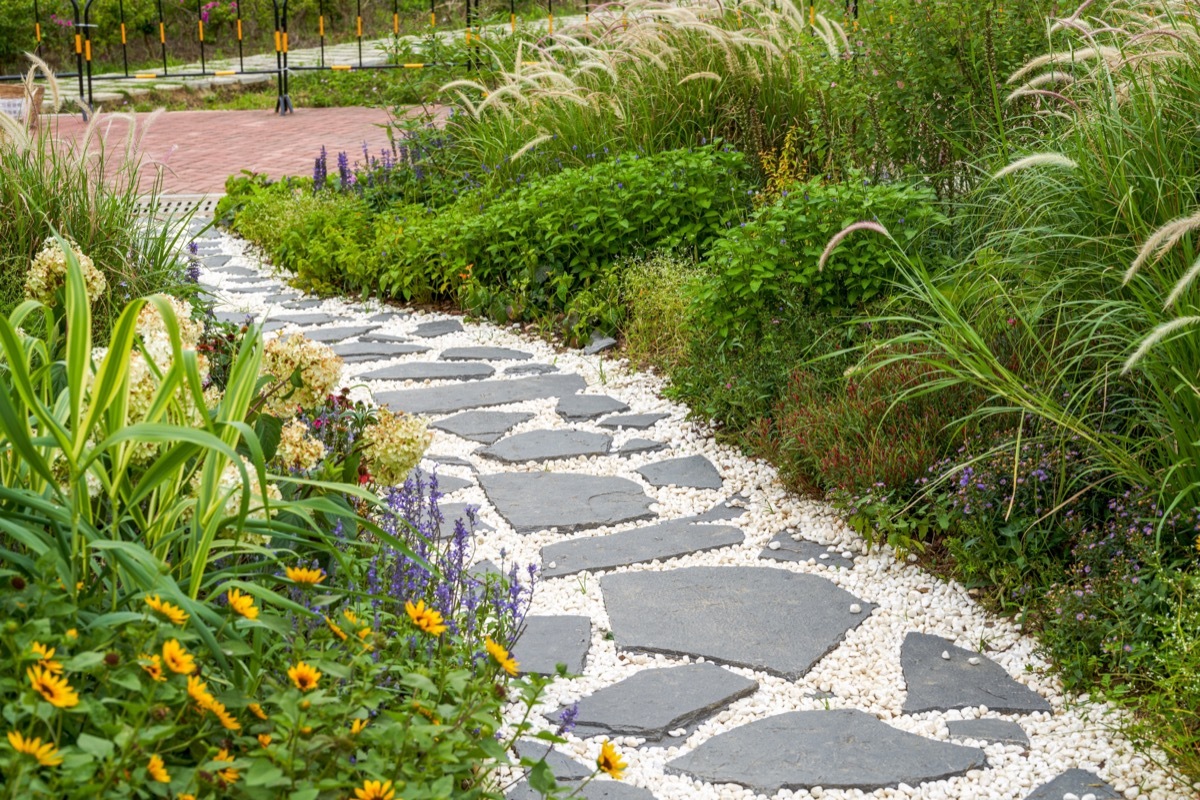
[{"x1": 75, "y1": 733, "x2": 115, "y2": 760}]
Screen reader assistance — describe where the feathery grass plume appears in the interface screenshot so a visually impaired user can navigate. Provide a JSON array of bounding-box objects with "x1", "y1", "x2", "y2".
[
  {"x1": 1124, "y1": 209, "x2": 1200, "y2": 284},
  {"x1": 1007, "y1": 46, "x2": 1122, "y2": 85},
  {"x1": 1164, "y1": 255, "x2": 1200, "y2": 309},
  {"x1": 992, "y1": 152, "x2": 1078, "y2": 180},
  {"x1": 511, "y1": 133, "x2": 553, "y2": 161},
  {"x1": 812, "y1": 15, "x2": 840, "y2": 59},
  {"x1": 23, "y1": 51, "x2": 61, "y2": 112},
  {"x1": 1005, "y1": 70, "x2": 1077, "y2": 99},
  {"x1": 1123, "y1": 316, "x2": 1200, "y2": 373},
  {"x1": 0, "y1": 112, "x2": 31, "y2": 151},
  {"x1": 818, "y1": 221, "x2": 891, "y2": 272},
  {"x1": 678, "y1": 71, "x2": 722, "y2": 84}
]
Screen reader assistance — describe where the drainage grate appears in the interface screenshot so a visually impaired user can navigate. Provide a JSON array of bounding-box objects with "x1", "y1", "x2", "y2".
[{"x1": 136, "y1": 194, "x2": 225, "y2": 218}]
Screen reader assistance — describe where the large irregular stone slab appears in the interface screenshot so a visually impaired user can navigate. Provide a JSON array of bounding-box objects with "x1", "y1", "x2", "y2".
[
  {"x1": 407, "y1": 467, "x2": 472, "y2": 495},
  {"x1": 441, "y1": 346, "x2": 532, "y2": 361},
  {"x1": 946, "y1": 719, "x2": 1029, "y2": 747},
  {"x1": 602, "y1": 567, "x2": 871, "y2": 679},
  {"x1": 334, "y1": 341, "x2": 431, "y2": 363},
  {"x1": 360, "y1": 332, "x2": 414, "y2": 344},
  {"x1": 412, "y1": 319, "x2": 463, "y2": 337},
  {"x1": 901, "y1": 633, "x2": 1052, "y2": 715},
  {"x1": 505, "y1": 363, "x2": 558, "y2": 376},
  {"x1": 583, "y1": 333, "x2": 618, "y2": 355},
  {"x1": 212, "y1": 310, "x2": 255, "y2": 325},
  {"x1": 684, "y1": 494, "x2": 750, "y2": 523},
  {"x1": 437, "y1": 502, "x2": 494, "y2": 540},
  {"x1": 203, "y1": 254, "x2": 231, "y2": 267},
  {"x1": 299, "y1": 325, "x2": 379, "y2": 343},
  {"x1": 666, "y1": 709, "x2": 987, "y2": 792},
  {"x1": 1024, "y1": 769, "x2": 1121, "y2": 800},
  {"x1": 556, "y1": 394, "x2": 630, "y2": 421},
  {"x1": 431, "y1": 411, "x2": 535, "y2": 444},
  {"x1": 513, "y1": 615, "x2": 591, "y2": 676},
  {"x1": 759, "y1": 531, "x2": 855, "y2": 569},
  {"x1": 480, "y1": 473, "x2": 655, "y2": 534},
  {"x1": 508, "y1": 781, "x2": 654, "y2": 800},
  {"x1": 567, "y1": 663, "x2": 757, "y2": 742},
  {"x1": 541, "y1": 520, "x2": 744, "y2": 578},
  {"x1": 636, "y1": 455, "x2": 723, "y2": 490},
  {"x1": 598, "y1": 413, "x2": 669, "y2": 430},
  {"x1": 209, "y1": 264, "x2": 254, "y2": 276},
  {"x1": 282, "y1": 298, "x2": 326, "y2": 310},
  {"x1": 616, "y1": 438, "x2": 667, "y2": 457},
  {"x1": 378, "y1": 374, "x2": 586, "y2": 415},
  {"x1": 514, "y1": 741, "x2": 593, "y2": 780},
  {"x1": 269, "y1": 313, "x2": 341, "y2": 327},
  {"x1": 360, "y1": 362, "x2": 495, "y2": 382},
  {"x1": 481, "y1": 430, "x2": 612, "y2": 463}
]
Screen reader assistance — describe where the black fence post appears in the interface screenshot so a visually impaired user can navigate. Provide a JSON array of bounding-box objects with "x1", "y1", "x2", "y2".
[
  {"x1": 82, "y1": 0, "x2": 95, "y2": 108},
  {"x1": 196, "y1": 0, "x2": 207, "y2": 75},
  {"x1": 33, "y1": 0, "x2": 42, "y2": 57},
  {"x1": 318, "y1": 0, "x2": 325, "y2": 67},
  {"x1": 356, "y1": 0, "x2": 363, "y2": 67},
  {"x1": 236, "y1": 0, "x2": 245, "y2": 71},
  {"x1": 118, "y1": 0, "x2": 128, "y2": 75},
  {"x1": 68, "y1": 0, "x2": 88, "y2": 118},
  {"x1": 157, "y1": 0, "x2": 168, "y2": 74}
]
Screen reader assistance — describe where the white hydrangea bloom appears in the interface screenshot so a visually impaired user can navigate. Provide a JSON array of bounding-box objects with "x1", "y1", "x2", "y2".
[
  {"x1": 259, "y1": 333, "x2": 343, "y2": 416},
  {"x1": 24, "y1": 236, "x2": 106, "y2": 305},
  {"x1": 362, "y1": 408, "x2": 432, "y2": 486}
]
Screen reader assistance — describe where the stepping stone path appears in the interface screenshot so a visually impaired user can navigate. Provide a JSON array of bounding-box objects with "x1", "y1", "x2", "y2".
[{"x1": 190, "y1": 223, "x2": 1185, "y2": 800}]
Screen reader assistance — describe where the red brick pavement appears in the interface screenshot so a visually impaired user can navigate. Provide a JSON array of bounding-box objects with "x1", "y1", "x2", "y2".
[{"x1": 48, "y1": 106, "x2": 443, "y2": 194}]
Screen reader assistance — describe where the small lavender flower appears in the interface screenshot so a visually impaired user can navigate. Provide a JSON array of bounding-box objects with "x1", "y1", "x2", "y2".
[
  {"x1": 313, "y1": 146, "x2": 328, "y2": 193},
  {"x1": 337, "y1": 150, "x2": 352, "y2": 191}
]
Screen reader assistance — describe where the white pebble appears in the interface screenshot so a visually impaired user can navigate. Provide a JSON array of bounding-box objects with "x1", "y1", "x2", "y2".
[
  {"x1": 849, "y1": 604, "x2": 862, "y2": 614},
  {"x1": 768, "y1": 541, "x2": 782, "y2": 551},
  {"x1": 941, "y1": 651, "x2": 951, "y2": 660},
  {"x1": 819, "y1": 553, "x2": 830, "y2": 560},
  {"x1": 968, "y1": 657, "x2": 981, "y2": 666}
]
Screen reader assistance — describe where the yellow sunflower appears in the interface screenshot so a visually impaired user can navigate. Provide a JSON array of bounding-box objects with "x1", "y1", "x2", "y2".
[
  {"x1": 285, "y1": 565, "x2": 325, "y2": 585},
  {"x1": 597, "y1": 740, "x2": 627, "y2": 780},
  {"x1": 139, "y1": 653, "x2": 167, "y2": 682},
  {"x1": 187, "y1": 675, "x2": 216, "y2": 710},
  {"x1": 7, "y1": 731, "x2": 62, "y2": 767},
  {"x1": 405, "y1": 599, "x2": 448, "y2": 636},
  {"x1": 226, "y1": 588, "x2": 259, "y2": 620},
  {"x1": 213, "y1": 748, "x2": 239, "y2": 784},
  {"x1": 30, "y1": 642, "x2": 63, "y2": 674},
  {"x1": 484, "y1": 637, "x2": 519, "y2": 677},
  {"x1": 162, "y1": 639, "x2": 195, "y2": 675},
  {"x1": 147, "y1": 753, "x2": 171, "y2": 783},
  {"x1": 354, "y1": 780, "x2": 395, "y2": 800},
  {"x1": 145, "y1": 594, "x2": 189, "y2": 625},
  {"x1": 248, "y1": 702, "x2": 268, "y2": 720},
  {"x1": 324, "y1": 616, "x2": 348, "y2": 641},
  {"x1": 27, "y1": 666, "x2": 79, "y2": 708},
  {"x1": 257, "y1": 734, "x2": 272, "y2": 748},
  {"x1": 350, "y1": 717, "x2": 369, "y2": 735},
  {"x1": 287, "y1": 661, "x2": 321, "y2": 692}
]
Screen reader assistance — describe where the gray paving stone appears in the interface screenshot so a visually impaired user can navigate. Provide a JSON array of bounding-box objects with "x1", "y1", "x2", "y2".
[
  {"x1": 370, "y1": 311, "x2": 409, "y2": 323},
  {"x1": 541, "y1": 520, "x2": 744, "y2": 578},
  {"x1": 684, "y1": 494, "x2": 750, "y2": 523},
  {"x1": 583, "y1": 334, "x2": 618, "y2": 355},
  {"x1": 407, "y1": 467, "x2": 472, "y2": 495},
  {"x1": 301, "y1": 325, "x2": 380, "y2": 343},
  {"x1": 556, "y1": 394, "x2": 630, "y2": 421},
  {"x1": 480, "y1": 472, "x2": 656, "y2": 534},
  {"x1": 264, "y1": 293, "x2": 301, "y2": 304},
  {"x1": 425, "y1": 454, "x2": 476, "y2": 468},
  {"x1": 665, "y1": 709, "x2": 987, "y2": 792},
  {"x1": 601, "y1": 567, "x2": 872, "y2": 679},
  {"x1": 566, "y1": 663, "x2": 757, "y2": 742},
  {"x1": 437, "y1": 502, "x2": 494, "y2": 540},
  {"x1": 224, "y1": 283, "x2": 280, "y2": 294},
  {"x1": 598, "y1": 413, "x2": 669, "y2": 430},
  {"x1": 470, "y1": 559, "x2": 500, "y2": 579},
  {"x1": 616, "y1": 438, "x2": 667, "y2": 457},
  {"x1": 378, "y1": 374, "x2": 586, "y2": 415},
  {"x1": 481, "y1": 430, "x2": 612, "y2": 463},
  {"x1": 203, "y1": 254, "x2": 231, "y2": 267},
  {"x1": 269, "y1": 313, "x2": 340, "y2": 328},
  {"x1": 505, "y1": 363, "x2": 558, "y2": 376},
  {"x1": 507, "y1": 780, "x2": 654, "y2": 800},
  {"x1": 636, "y1": 455, "x2": 723, "y2": 490},
  {"x1": 431, "y1": 411, "x2": 535, "y2": 444},
  {"x1": 513, "y1": 615, "x2": 591, "y2": 675},
  {"x1": 333, "y1": 341, "x2": 431, "y2": 362},
  {"x1": 441, "y1": 346, "x2": 532, "y2": 361},
  {"x1": 283, "y1": 298, "x2": 326, "y2": 310},
  {"x1": 514, "y1": 740, "x2": 593, "y2": 780},
  {"x1": 360, "y1": 362, "x2": 495, "y2": 382},
  {"x1": 759, "y1": 531, "x2": 855, "y2": 569},
  {"x1": 946, "y1": 719, "x2": 1029, "y2": 747},
  {"x1": 412, "y1": 319, "x2": 464, "y2": 337},
  {"x1": 360, "y1": 332, "x2": 414, "y2": 344},
  {"x1": 901, "y1": 632, "x2": 1051, "y2": 715},
  {"x1": 212, "y1": 310, "x2": 254, "y2": 325},
  {"x1": 1024, "y1": 769, "x2": 1120, "y2": 800}
]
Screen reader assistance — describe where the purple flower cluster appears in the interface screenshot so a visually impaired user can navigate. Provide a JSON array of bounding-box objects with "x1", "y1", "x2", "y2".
[{"x1": 312, "y1": 145, "x2": 328, "y2": 193}]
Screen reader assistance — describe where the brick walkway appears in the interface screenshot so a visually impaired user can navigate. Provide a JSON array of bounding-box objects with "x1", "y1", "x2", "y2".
[{"x1": 48, "y1": 106, "x2": 435, "y2": 194}]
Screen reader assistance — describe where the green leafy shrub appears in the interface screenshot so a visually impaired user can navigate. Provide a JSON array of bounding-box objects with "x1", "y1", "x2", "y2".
[
  {"x1": 618, "y1": 251, "x2": 701, "y2": 369},
  {"x1": 694, "y1": 173, "x2": 945, "y2": 337}
]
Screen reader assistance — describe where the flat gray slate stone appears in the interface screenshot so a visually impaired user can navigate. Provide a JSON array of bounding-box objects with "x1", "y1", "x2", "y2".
[
  {"x1": 283, "y1": 298, "x2": 325, "y2": 310},
  {"x1": 567, "y1": 663, "x2": 757, "y2": 742},
  {"x1": 264, "y1": 293, "x2": 300, "y2": 304},
  {"x1": 508, "y1": 781, "x2": 654, "y2": 800},
  {"x1": 361, "y1": 362, "x2": 495, "y2": 382},
  {"x1": 505, "y1": 363, "x2": 558, "y2": 376},
  {"x1": 759, "y1": 531, "x2": 855, "y2": 569},
  {"x1": 598, "y1": 413, "x2": 669, "y2": 430},
  {"x1": 470, "y1": 559, "x2": 500, "y2": 579},
  {"x1": 902, "y1": 632, "x2": 1051, "y2": 715},
  {"x1": 601, "y1": 567, "x2": 871, "y2": 679},
  {"x1": 480, "y1": 473, "x2": 655, "y2": 534},
  {"x1": 946, "y1": 719, "x2": 1029, "y2": 747},
  {"x1": 513, "y1": 615, "x2": 591, "y2": 676},
  {"x1": 666, "y1": 709, "x2": 986, "y2": 792},
  {"x1": 437, "y1": 502, "x2": 494, "y2": 540},
  {"x1": 557, "y1": 394, "x2": 630, "y2": 421},
  {"x1": 203, "y1": 254, "x2": 231, "y2": 267},
  {"x1": 636, "y1": 455, "x2": 723, "y2": 490},
  {"x1": 370, "y1": 311, "x2": 408, "y2": 323},
  {"x1": 541, "y1": 520, "x2": 744, "y2": 578},
  {"x1": 1025, "y1": 769, "x2": 1120, "y2": 800},
  {"x1": 210, "y1": 265, "x2": 255, "y2": 277},
  {"x1": 224, "y1": 283, "x2": 279, "y2": 294},
  {"x1": 616, "y1": 438, "x2": 667, "y2": 457},
  {"x1": 360, "y1": 332, "x2": 414, "y2": 344},
  {"x1": 333, "y1": 341, "x2": 431, "y2": 363},
  {"x1": 407, "y1": 467, "x2": 471, "y2": 495},
  {"x1": 300, "y1": 325, "x2": 379, "y2": 343},
  {"x1": 482, "y1": 430, "x2": 612, "y2": 463},
  {"x1": 514, "y1": 740, "x2": 593, "y2": 780},
  {"x1": 378, "y1": 374, "x2": 586, "y2": 415},
  {"x1": 685, "y1": 494, "x2": 750, "y2": 523},
  {"x1": 583, "y1": 334, "x2": 618, "y2": 355},
  {"x1": 425, "y1": 454, "x2": 476, "y2": 468},
  {"x1": 412, "y1": 319, "x2": 463, "y2": 337},
  {"x1": 268, "y1": 313, "x2": 340, "y2": 327},
  {"x1": 212, "y1": 310, "x2": 254, "y2": 325},
  {"x1": 431, "y1": 411, "x2": 535, "y2": 444},
  {"x1": 441, "y1": 346, "x2": 532, "y2": 361}
]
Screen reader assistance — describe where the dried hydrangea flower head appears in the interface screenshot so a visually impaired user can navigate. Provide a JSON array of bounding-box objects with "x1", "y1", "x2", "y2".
[
  {"x1": 362, "y1": 408, "x2": 432, "y2": 486},
  {"x1": 24, "y1": 236, "x2": 107, "y2": 305},
  {"x1": 275, "y1": 417, "x2": 326, "y2": 472},
  {"x1": 259, "y1": 333, "x2": 343, "y2": 416},
  {"x1": 136, "y1": 295, "x2": 203, "y2": 367}
]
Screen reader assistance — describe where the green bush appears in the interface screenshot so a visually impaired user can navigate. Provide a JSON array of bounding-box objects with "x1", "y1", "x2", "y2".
[
  {"x1": 618, "y1": 250, "x2": 701, "y2": 370},
  {"x1": 693, "y1": 173, "x2": 945, "y2": 337}
]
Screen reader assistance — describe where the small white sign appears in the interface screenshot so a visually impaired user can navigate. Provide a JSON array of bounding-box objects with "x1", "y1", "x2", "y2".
[{"x1": 0, "y1": 97, "x2": 28, "y2": 124}]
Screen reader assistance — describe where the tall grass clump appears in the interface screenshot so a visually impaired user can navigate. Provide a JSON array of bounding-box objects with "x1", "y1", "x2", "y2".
[{"x1": 0, "y1": 56, "x2": 193, "y2": 338}]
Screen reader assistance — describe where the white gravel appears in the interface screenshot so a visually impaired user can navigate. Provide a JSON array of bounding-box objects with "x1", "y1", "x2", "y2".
[{"x1": 197, "y1": 228, "x2": 1191, "y2": 800}]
